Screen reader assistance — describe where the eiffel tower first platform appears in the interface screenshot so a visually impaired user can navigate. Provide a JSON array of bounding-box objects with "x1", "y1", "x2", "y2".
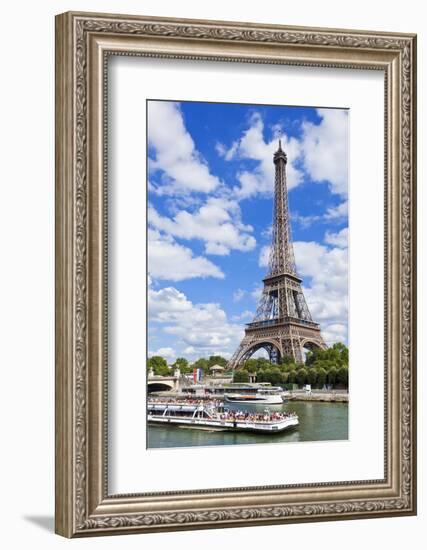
[{"x1": 229, "y1": 141, "x2": 326, "y2": 368}]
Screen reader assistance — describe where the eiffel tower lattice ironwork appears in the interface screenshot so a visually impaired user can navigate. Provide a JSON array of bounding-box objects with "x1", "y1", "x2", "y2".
[{"x1": 229, "y1": 141, "x2": 326, "y2": 368}]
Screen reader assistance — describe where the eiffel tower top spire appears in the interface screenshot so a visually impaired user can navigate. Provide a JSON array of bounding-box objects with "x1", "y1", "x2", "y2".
[
  {"x1": 273, "y1": 138, "x2": 286, "y2": 162},
  {"x1": 268, "y1": 141, "x2": 297, "y2": 277}
]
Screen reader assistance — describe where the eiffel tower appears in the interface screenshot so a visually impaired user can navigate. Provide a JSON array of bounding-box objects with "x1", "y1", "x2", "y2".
[{"x1": 229, "y1": 141, "x2": 326, "y2": 368}]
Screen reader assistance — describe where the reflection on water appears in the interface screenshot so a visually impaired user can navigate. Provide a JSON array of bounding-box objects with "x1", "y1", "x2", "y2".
[{"x1": 147, "y1": 401, "x2": 348, "y2": 449}]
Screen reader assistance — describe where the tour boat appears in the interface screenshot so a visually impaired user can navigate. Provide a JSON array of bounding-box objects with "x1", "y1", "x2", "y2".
[
  {"x1": 224, "y1": 388, "x2": 284, "y2": 404},
  {"x1": 181, "y1": 383, "x2": 285, "y2": 402},
  {"x1": 147, "y1": 401, "x2": 298, "y2": 433}
]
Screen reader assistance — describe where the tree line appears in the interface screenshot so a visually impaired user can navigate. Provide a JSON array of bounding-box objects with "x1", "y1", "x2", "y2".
[
  {"x1": 147, "y1": 355, "x2": 227, "y2": 377},
  {"x1": 235, "y1": 343, "x2": 348, "y2": 389},
  {"x1": 147, "y1": 343, "x2": 349, "y2": 389}
]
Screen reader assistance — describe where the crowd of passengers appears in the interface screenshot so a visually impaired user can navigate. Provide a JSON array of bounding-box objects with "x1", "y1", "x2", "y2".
[
  {"x1": 148, "y1": 398, "x2": 223, "y2": 407},
  {"x1": 216, "y1": 410, "x2": 297, "y2": 422}
]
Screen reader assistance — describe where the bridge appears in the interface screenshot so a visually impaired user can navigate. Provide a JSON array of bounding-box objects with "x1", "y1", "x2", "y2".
[{"x1": 147, "y1": 372, "x2": 181, "y2": 393}]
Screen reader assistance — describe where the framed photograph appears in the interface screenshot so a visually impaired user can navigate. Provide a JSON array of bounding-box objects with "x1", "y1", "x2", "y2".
[
  {"x1": 145, "y1": 99, "x2": 350, "y2": 452},
  {"x1": 55, "y1": 11, "x2": 417, "y2": 537}
]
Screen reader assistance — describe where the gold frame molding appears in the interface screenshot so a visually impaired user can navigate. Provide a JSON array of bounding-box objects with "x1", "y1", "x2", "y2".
[{"x1": 55, "y1": 11, "x2": 417, "y2": 537}]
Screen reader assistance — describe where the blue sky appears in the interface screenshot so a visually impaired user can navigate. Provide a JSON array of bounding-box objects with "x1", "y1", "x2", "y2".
[{"x1": 147, "y1": 100, "x2": 348, "y2": 362}]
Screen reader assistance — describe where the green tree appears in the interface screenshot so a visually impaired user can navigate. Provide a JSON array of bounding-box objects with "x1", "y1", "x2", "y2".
[
  {"x1": 288, "y1": 370, "x2": 297, "y2": 384},
  {"x1": 327, "y1": 366, "x2": 338, "y2": 386},
  {"x1": 296, "y1": 368, "x2": 308, "y2": 386},
  {"x1": 307, "y1": 368, "x2": 317, "y2": 386},
  {"x1": 316, "y1": 367, "x2": 327, "y2": 388},
  {"x1": 233, "y1": 370, "x2": 250, "y2": 383},
  {"x1": 268, "y1": 367, "x2": 284, "y2": 386},
  {"x1": 281, "y1": 361, "x2": 299, "y2": 372},
  {"x1": 332, "y1": 342, "x2": 349, "y2": 365},
  {"x1": 207, "y1": 355, "x2": 228, "y2": 368},
  {"x1": 337, "y1": 366, "x2": 349, "y2": 388},
  {"x1": 303, "y1": 342, "x2": 349, "y2": 370},
  {"x1": 173, "y1": 357, "x2": 191, "y2": 373},
  {"x1": 246, "y1": 357, "x2": 271, "y2": 371},
  {"x1": 280, "y1": 355, "x2": 294, "y2": 365},
  {"x1": 147, "y1": 356, "x2": 169, "y2": 376},
  {"x1": 193, "y1": 358, "x2": 209, "y2": 370},
  {"x1": 244, "y1": 358, "x2": 259, "y2": 372},
  {"x1": 260, "y1": 358, "x2": 272, "y2": 370},
  {"x1": 305, "y1": 350, "x2": 316, "y2": 367},
  {"x1": 255, "y1": 367, "x2": 286, "y2": 386},
  {"x1": 256, "y1": 369, "x2": 266, "y2": 383}
]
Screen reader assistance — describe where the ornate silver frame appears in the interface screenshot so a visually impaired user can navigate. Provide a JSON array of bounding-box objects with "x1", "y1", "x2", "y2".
[{"x1": 55, "y1": 11, "x2": 417, "y2": 537}]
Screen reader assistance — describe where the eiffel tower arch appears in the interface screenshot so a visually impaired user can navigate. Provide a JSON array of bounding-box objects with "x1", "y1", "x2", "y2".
[{"x1": 229, "y1": 141, "x2": 326, "y2": 369}]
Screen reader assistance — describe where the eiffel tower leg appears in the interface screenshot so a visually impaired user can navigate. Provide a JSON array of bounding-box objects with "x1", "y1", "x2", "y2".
[
  {"x1": 281, "y1": 335, "x2": 304, "y2": 364},
  {"x1": 228, "y1": 344, "x2": 246, "y2": 370},
  {"x1": 228, "y1": 335, "x2": 255, "y2": 370},
  {"x1": 269, "y1": 346, "x2": 280, "y2": 365},
  {"x1": 293, "y1": 340, "x2": 304, "y2": 364}
]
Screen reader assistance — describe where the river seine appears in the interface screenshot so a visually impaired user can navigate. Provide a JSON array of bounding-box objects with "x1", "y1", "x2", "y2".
[{"x1": 147, "y1": 400, "x2": 348, "y2": 449}]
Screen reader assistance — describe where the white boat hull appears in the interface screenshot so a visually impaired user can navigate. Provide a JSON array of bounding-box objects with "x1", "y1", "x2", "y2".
[{"x1": 148, "y1": 414, "x2": 298, "y2": 433}]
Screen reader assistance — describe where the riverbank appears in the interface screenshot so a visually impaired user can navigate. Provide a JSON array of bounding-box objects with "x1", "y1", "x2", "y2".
[{"x1": 287, "y1": 391, "x2": 348, "y2": 402}]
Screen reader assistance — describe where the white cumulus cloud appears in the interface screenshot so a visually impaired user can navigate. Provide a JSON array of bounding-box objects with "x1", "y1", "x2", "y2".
[
  {"x1": 148, "y1": 229, "x2": 224, "y2": 281},
  {"x1": 259, "y1": 244, "x2": 271, "y2": 268},
  {"x1": 148, "y1": 101, "x2": 221, "y2": 195},
  {"x1": 251, "y1": 284, "x2": 263, "y2": 302},
  {"x1": 321, "y1": 324, "x2": 348, "y2": 344},
  {"x1": 325, "y1": 227, "x2": 348, "y2": 248},
  {"x1": 219, "y1": 113, "x2": 303, "y2": 199},
  {"x1": 293, "y1": 200, "x2": 348, "y2": 229},
  {"x1": 148, "y1": 285, "x2": 193, "y2": 321},
  {"x1": 301, "y1": 109, "x2": 349, "y2": 197},
  {"x1": 325, "y1": 200, "x2": 348, "y2": 220},
  {"x1": 233, "y1": 288, "x2": 246, "y2": 302},
  {"x1": 148, "y1": 285, "x2": 244, "y2": 358},
  {"x1": 231, "y1": 310, "x2": 254, "y2": 321},
  {"x1": 148, "y1": 197, "x2": 256, "y2": 256},
  {"x1": 217, "y1": 109, "x2": 349, "y2": 201},
  {"x1": 216, "y1": 140, "x2": 238, "y2": 161},
  {"x1": 294, "y1": 240, "x2": 348, "y2": 345}
]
